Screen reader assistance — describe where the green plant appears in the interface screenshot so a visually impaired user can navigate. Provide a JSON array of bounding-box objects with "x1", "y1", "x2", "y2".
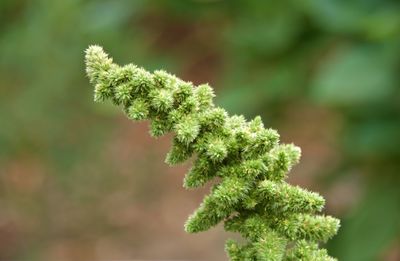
[{"x1": 85, "y1": 45, "x2": 340, "y2": 261}]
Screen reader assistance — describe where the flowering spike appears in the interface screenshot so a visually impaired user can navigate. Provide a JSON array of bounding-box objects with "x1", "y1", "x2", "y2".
[{"x1": 85, "y1": 46, "x2": 340, "y2": 261}]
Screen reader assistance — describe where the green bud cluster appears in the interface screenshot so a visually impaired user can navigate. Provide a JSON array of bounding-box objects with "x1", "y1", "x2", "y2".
[{"x1": 85, "y1": 45, "x2": 340, "y2": 261}]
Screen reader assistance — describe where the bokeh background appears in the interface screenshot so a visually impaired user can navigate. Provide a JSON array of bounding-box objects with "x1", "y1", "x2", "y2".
[{"x1": 1, "y1": 0, "x2": 400, "y2": 260}]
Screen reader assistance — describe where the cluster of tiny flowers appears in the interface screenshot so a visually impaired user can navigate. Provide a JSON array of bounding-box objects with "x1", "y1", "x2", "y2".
[{"x1": 85, "y1": 45, "x2": 340, "y2": 261}]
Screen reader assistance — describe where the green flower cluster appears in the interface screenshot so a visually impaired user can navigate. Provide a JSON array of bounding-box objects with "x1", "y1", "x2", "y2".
[{"x1": 85, "y1": 45, "x2": 340, "y2": 261}]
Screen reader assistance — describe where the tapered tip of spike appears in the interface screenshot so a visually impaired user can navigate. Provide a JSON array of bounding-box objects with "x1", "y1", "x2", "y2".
[{"x1": 85, "y1": 45, "x2": 113, "y2": 83}]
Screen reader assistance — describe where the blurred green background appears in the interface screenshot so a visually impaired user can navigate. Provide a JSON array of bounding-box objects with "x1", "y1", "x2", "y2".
[{"x1": 1, "y1": 0, "x2": 399, "y2": 260}]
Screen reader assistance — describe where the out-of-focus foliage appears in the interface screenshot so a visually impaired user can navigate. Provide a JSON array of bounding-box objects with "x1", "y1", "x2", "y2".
[{"x1": 1, "y1": 0, "x2": 399, "y2": 260}]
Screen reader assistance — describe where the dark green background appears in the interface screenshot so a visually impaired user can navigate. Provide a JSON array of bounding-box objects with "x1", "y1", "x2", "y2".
[{"x1": 1, "y1": 0, "x2": 399, "y2": 260}]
